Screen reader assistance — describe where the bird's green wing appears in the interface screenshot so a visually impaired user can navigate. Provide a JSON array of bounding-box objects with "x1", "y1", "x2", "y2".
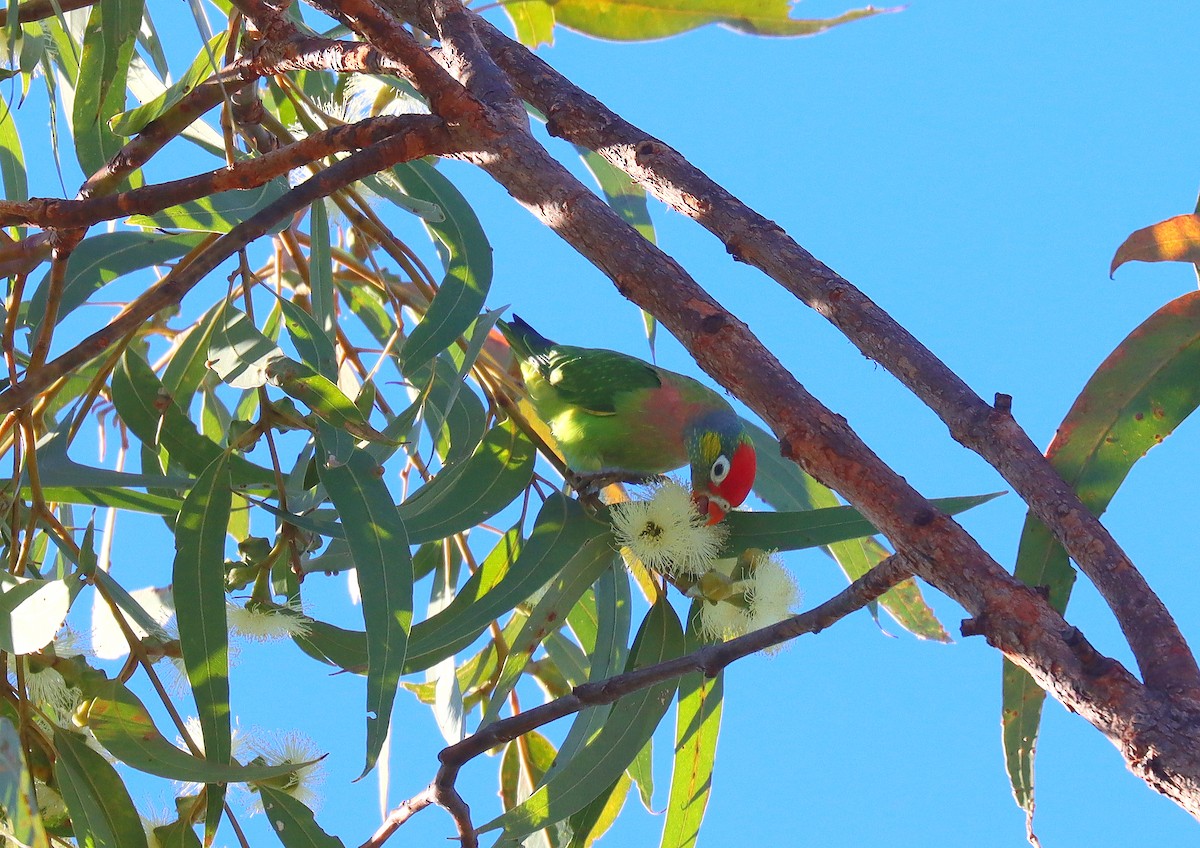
[{"x1": 541, "y1": 346, "x2": 662, "y2": 415}]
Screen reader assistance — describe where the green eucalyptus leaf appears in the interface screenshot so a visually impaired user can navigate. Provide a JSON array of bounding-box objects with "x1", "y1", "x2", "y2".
[
  {"x1": 577, "y1": 147, "x2": 655, "y2": 243},
  {"x1": 1005, "y1": 288, "x2": 1200, "y2": 833},
  {"x1": 398, "y1": 418, "x2": 535, "y2": 542},
  {"x1": 267, "y1": 356, "x2": 391, "y2": 443},
  {"x1": 109, "y1": 31, "x2": 228, "y2": 135},
  {"x1": 660, "y1": 606, "x2": 723, "y2": 848},
  {"x1": 0, "y1": 573, "x2": 72, "y2": 654},
  {"x1": 0, "y1": 100, "x2": 27, "y2": 204},
  {"x1": 83, "y1": 680, "x2": 311, "y2": 783},
  {"x1": 257, "y1": 786, "x2": 346, "y2": 848},
  {"x1": 53, "y1": 726, "x2": 150, "y2": 848},
  {"x1": 720, "y1": 492, "x2": 1002, "y2": 558},
  {"x1": 27, "y1": 231, "x2": 206, "y2": 333},
  {"x1": 307, "y1": 198, "x2": 337, "y2": 343},
  {"x1": 542, "y1": 558, "x2": 630, "y2": 787},
  {"x1": 482, "y1": 531, "x2": 617, "y2": 725},
  {"x1": 128, "y1": 177, "x2": 290, "y2": 233},
  {"x1": 296, "y1": 496, "x2": 599, "y2": 675},
  {"x1": 390, "y1": 160, "x2": 493, "y2": 369},
  {"x1": 315, "y1": 426, "x2": 412, "y2": 777},
  {"x1": 73, "y1": 0, "x2": 144, "y2": 183},
  {"x1": 482, "y1": 599, "x2": 684, "y2": 841},
  {"x1": 744, "y1": 420, "x2": 949, "y2": 641},
  {"x1": 111, "y1": 348, "x2": 275, "y2": 486},
  {"x1": 502, "y1": 0, "x2": 555, "y2": 47},
  {"x1": 172, "y1": 452, "x2": 232, "y2": 835},
  {"x1": 0, "y1": 717, "x2": 48, "y2": 848},
  {"x1": 281, "y1": 296, "x2": 337, "y2": 380}
]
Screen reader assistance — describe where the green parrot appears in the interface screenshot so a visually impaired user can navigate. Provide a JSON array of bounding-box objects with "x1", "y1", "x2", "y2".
[{"x1": 498, "y1": 315, "x2": 757, "y2": 524}]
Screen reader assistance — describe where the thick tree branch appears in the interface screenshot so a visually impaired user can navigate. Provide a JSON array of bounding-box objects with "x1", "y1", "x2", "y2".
[
  {"x1": 0, "y1": 115, "x2": 448, "y2": 229},
  {"x1": 472, "y1": 17, "x2": 1199, "y2": 700}
]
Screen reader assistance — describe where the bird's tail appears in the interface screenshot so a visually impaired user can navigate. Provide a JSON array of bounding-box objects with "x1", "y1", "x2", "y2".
[{"x1": 498, "y1": 314, "x2": 554, "y2": 360}]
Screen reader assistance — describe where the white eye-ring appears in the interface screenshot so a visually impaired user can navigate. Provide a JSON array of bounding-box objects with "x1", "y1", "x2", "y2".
[{"x1": 710, "y1": 454, "x2": 730, "y2": 484}]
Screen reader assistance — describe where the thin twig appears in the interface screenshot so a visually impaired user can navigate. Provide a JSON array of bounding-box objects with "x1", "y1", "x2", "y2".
[{"x1": 367, "y1": 554, "x2": 915, "y2": 848}]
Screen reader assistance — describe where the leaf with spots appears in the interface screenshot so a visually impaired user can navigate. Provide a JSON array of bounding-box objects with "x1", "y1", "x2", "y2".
[{"x1": 1005, "y1": 289, "x2": 1200, "y2": 836}]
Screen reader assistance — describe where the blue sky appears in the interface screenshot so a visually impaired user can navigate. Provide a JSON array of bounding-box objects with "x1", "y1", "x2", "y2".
[{"x1": 32, "y1": 1, "x2": 1200, "y2": 846}]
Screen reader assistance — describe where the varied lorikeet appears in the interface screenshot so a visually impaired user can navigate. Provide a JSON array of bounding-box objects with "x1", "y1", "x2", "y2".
[{"x1": 498, "y1": 315, "x2": 757, "y2": 523}]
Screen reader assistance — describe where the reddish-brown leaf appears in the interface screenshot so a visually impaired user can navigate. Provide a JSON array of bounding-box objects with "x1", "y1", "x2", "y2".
[{"x1": 1110, "y1": 213, "x2": 1200, "y2": 276}]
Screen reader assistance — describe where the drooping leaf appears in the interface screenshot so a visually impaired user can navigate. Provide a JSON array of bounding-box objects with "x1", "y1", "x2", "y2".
[
  {"x1": 0, "y1": 100, "x2": 27, "y2": 205},
  {"x1": 481, "y1": 532, "x2": 617, "y2": 725},
  {"x1": 315, "y1": 426, "x2": 412, "y2": 777},
  {"x1": 257, "y1": 786, "x2": 346, "y2": 848},
  {"x1": 128, "y1": 177, "x2": 290, "y2": 233},
  {"x1": 744, "y1": 420, "x2": 949, "y2": 640},
  {"x1": 566, "y1": 775, "x2": 630, "y2": 848},
  {"x1": 172, "y1": 452, "x2": 232, "y2": 839},
  {"x1": 719, "y1": 492, "x2": 1002, "y2": 558},
  {"x1": 390, "y1": 160, "x2": 493, "y2": 369},
  {"x1": 109, "y1": 31, "x2": 228, "y2": 135},
  {"x1": 552, "y1": 0, "x2": 891, "y2": 41},
  {"x1": 660, "y1": 607, "x2": 723, "y2": 848},
  {"x1": 53, "y1": 726, "x2": 150, "y2": 848},
  {"x1": 502, "y1": 0, "x2": 555, "y2": 46},
  {"x1": 162, "y1": 302, "x2": 227, "y2": 406},
  {"x1": 481, "y1": 599, "x2": 684, "y2": 841},
  {"x1": 296, "y1": 496, "x2": 601, "y2": 675},
  {"x1": 0, "y1": 717, "x2": 49, "y2": 848},
  {"x1": 0, "y1": 573, "x2": 72, "y2": 654},
  {"x1": 576, "y1": 147, "x2": 655, "y2": 243},
  {"x1": 397, "y1": 418, "x2": 535, "y2": 542},
  {"x1": 209, "y1": 302, "x2": 285, "y2": 389},
  {"x1": 27, "y1": 231, "x2": 207, "y2": 333},
  {"x1": 542, "y1": 558, "x2": 631, "y2": 787},
  {"x1": 1110, "y1": 213, "x2": 1200, "y2": 276},
  {"x1": 627, "y1": 739, "x2": 654, "y2": 811},
  {"x1": 1005, "y1": 288, "x2": 1200, "y2": 834},
  {"x1": 82, "y1": 679, "x2": 311, "y2": 783},
  {"x1": 294, "y1": 202, "x2": 337, "y2": 371},
  {"x1": 267, "y1": 356, "x2": 391, "y2": 443},
  {"x1": 73, "y1": 0, "x2": 144, "y2": 182},
  {"x1": 420, "y1": 353, "x2": 489, "y2": 464},
  {"x1": 111, "y1": 348, "x2": 275, "y2": 485},
  {"x1": 153, "y1": 817, "x2": 203, "y2": 848}
]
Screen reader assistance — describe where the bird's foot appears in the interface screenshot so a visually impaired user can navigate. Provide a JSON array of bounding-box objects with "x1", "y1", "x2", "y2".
[{"x1": 565, "y1": 471, "x2": 667, "y2": 498}]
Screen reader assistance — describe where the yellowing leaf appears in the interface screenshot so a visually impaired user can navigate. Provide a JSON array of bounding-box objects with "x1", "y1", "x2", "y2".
[
  {"x1": 551, "y1": 0, "x2": 893, "y2": 41},
  {"x1": 1110, "y1": 213, "x2": 1200, "y2": 276}
]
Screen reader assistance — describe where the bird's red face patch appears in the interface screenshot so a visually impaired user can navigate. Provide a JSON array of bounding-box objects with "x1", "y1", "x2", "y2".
[
  {"x1": 700, "y1": 441, "x2": 756, "y2": 523},
  {"x1": 715, "y1": 441, "x2": 756, "y2": 508}
]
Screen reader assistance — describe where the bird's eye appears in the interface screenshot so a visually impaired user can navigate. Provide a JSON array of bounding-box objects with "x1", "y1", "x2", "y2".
[{"x1": 710, "y1": 454, "x2": 730, "y2": 484}]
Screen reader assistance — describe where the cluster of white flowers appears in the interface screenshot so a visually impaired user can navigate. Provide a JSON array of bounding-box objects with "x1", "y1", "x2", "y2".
[
  {"x1": 697, "y1": 550, "x2": 801, "y2": 645},
  {"x1": 608, "y1": 482, "x2": 801, "y2": 647},
  {"x1": 609, "y1": 480, "x2": 726, "y2": 576}
]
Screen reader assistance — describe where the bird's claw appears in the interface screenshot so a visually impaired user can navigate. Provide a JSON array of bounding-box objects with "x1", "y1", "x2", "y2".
[{"x1": 565, "y1": 470, "x2": 667, "y2": 498}]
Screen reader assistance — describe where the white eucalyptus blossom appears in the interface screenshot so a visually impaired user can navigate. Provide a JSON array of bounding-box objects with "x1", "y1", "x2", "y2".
[
  {"x1": 227, "y1": 600, "x2": 312, "y2": 643},
  {"x1": 697, "y1": 551, "x2": 800, "y2": 646},
  {"x1": 248, "y1": 730, "x2": 326, "y2": 811},
  {"x1": 610, "y1": 480, "x2": 726, "y2": 576}
]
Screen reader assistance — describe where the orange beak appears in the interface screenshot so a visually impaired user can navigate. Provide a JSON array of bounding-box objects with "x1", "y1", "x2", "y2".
[{"x1": 693, "y1": 492, "x2": 729, "y2": 525}]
